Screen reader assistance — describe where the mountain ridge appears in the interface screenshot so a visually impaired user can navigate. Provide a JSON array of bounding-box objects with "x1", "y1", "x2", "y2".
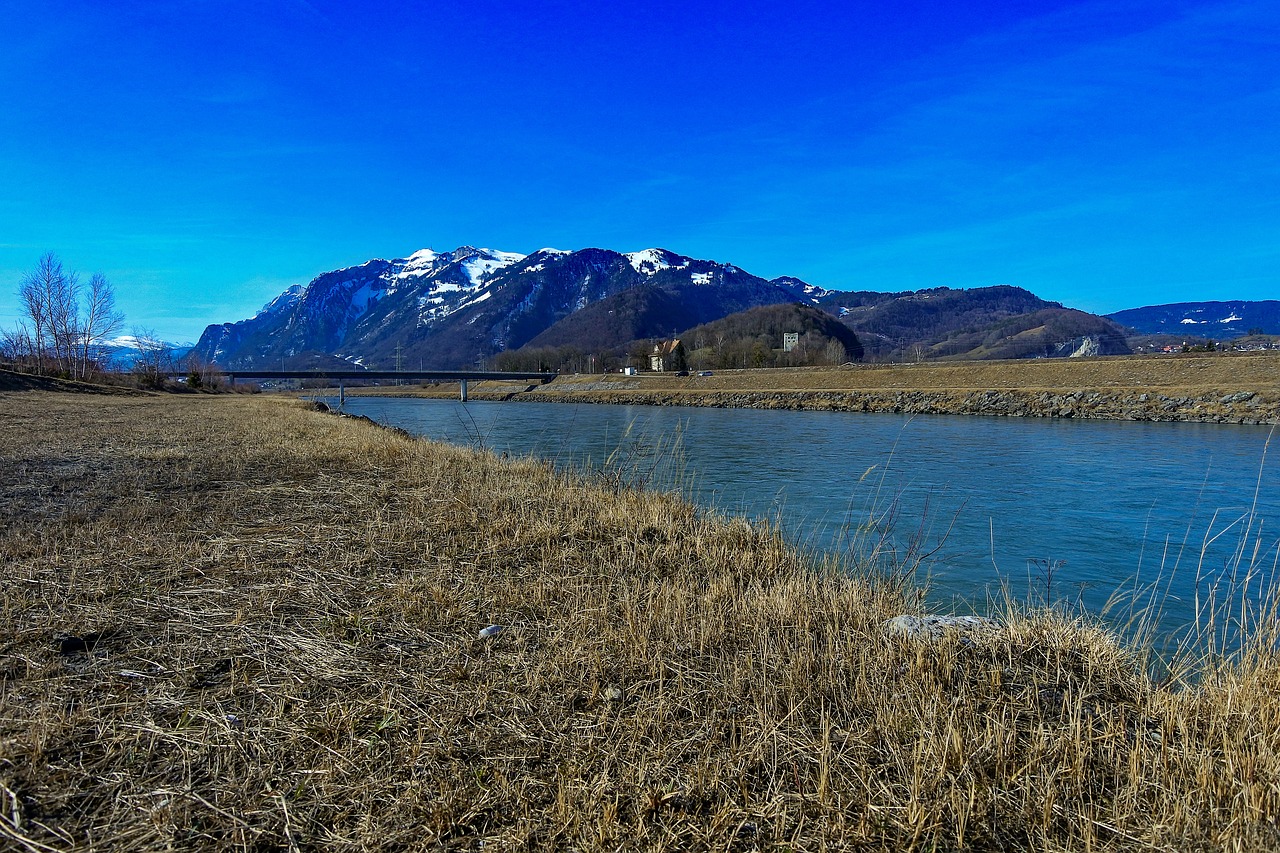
[
  {"x1": 193, "y1": 245, "x2": 820, "y2": 369},
  {"x1": 1106, "y1": 300, "x2": 1280, "y2": 339},
  {"x1": 192, "y1": 245, "x2": 1262, "y2": 369}
]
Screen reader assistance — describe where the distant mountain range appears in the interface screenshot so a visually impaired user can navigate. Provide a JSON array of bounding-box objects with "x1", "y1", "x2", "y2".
[
  {"x1": 103, "y1": 335, "x2": 194, "y2": 369},
  {"x1": 190, "y1": 245, "x2": 1271, "y2": 369},
  {"x1": 1105, "y1": 301, "x2": 1280, "y2": 339}
]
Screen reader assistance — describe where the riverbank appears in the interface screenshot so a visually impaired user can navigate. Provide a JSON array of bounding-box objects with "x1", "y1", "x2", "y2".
[
  {"x1": 3, "y1": 391, "x2": 1278, "y2": 850},
  {"x1": 349, "y1": 352, "x2": 1280, "y2": 424}
]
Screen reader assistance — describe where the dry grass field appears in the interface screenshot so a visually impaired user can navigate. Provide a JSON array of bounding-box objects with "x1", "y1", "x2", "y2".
[
  {"x1": 3, "y1": 389, "x2": 1280, "y2": 850},
  {"x1": 550, "y1": 351, "x2": 1280, "y2": 394}
]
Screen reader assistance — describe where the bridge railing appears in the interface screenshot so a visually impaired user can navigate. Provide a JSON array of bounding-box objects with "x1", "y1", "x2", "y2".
[{"x1": 172, "y1": 369, "x2": 558, "y2": 402}]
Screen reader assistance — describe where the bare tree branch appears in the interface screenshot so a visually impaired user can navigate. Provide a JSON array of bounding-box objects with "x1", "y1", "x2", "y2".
[
  {"x1": 79, "y1": 273, "x2": 125, "y2": 379},
  {"x1": 18, "y1": 253, "x2": 60, "y2": 373},
  {"x1": 12, "y1": 254, "x2": 129, "y2": 378}
]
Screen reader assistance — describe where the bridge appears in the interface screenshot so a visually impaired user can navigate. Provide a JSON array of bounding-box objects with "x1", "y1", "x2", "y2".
[{"x1": 202, "y1": 370, "x2": 558, "y2": 403}]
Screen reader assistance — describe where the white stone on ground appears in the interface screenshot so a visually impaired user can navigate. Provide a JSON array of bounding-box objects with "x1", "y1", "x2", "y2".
[{"x1": 883, "y1": 614, "x2": 1001, "y2": 641}]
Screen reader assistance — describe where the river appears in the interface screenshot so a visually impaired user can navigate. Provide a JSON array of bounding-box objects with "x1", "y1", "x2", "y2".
[{"x1": 328, "y1": 396, "x2": 1279, "y2": 651}]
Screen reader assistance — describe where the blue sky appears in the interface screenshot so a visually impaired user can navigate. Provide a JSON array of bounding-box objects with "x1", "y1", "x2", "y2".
[{"x1": 1, "y1": 0, "x2": 1276, "y2": 343}]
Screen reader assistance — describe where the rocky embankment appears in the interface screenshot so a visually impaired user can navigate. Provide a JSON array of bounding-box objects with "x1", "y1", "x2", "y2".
[
  {"x1": 509, "y1": 386, "x2": 1278, "y2": 424},
  {"x1": 345, "y1": 354, "x2": 1280, "y2": 424}
]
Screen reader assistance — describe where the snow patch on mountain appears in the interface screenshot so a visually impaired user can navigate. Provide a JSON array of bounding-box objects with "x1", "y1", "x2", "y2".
[
  {"x1": 392, "y1": 249, "x2": 440, "y2": 281},
  {"x1": 462, "y1": 250, "x2": 523, "y2": 286},
  {"x1": 99, "y1": 335, "x2": 195, "y2": 369},
  {"x1": 389, "y1": 247, "x2": 523, "y2": 286},
  {"x1": 771, "y1": 276, "x2": 832, "y2": 301},
  {"x1": 104, "y1": 334, "x2": 193, "y2": 350},
  {"x1": 404, "y1": 248, "x2": 438, "y2": 265},
  {"x1": 369, "y1": 246, "x2": 529, "y2": 327},
  {"x1": 626, "y1": 249, "x2": 688, "y2": 276},
  {"x1": 347, "y1": 282, "x2": 382, "y2": 315},
  {"x1": 456, "y1": 290, "x2": 493, "y2": 312},
  {"x1": 520, "y1": 250, "x2": 570, "y2": 274}
]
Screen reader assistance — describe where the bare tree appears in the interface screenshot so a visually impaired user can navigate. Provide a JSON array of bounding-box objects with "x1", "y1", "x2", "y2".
[
  {"x1": 18, "y1": 253, "x2": 61, "y2": 373},
  {"x1": 79, "y1": 273, "x2": 124, "y2": 379},
  {"x1": 47, "y1": 263, "x2": 81, "y2": 376},
  {"x1": 131, "y1": 327, "x2": 172, "y2": 388},
  {"x1": 18, "y1": 252, "x2": 81, "y2": 375},
  {"x1": 184, "y1": 351, "x2": 221, "y2": 391},
  {"x1": 12, "y1": 254, "x2": 129, "y2": 378},
  {"x1": 1, "y1": 324, "x2": 32, "y2": 367}
]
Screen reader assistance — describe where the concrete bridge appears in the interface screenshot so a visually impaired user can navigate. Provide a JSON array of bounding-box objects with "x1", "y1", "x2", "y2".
[{"x1": 201, "y1": 370, "x2": 557, "y2": 403}]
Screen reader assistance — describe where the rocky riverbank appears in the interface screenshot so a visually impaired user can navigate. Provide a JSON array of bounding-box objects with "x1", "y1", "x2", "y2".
[{"x1": 502, "y1": 386, "x2": 1280, "y2": 424}]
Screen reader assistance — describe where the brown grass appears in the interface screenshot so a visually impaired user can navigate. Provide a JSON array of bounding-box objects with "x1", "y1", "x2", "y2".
[
  {"x1": 346, "y1": 351, "x2": 1280, "y2": 396},
  {"x1": 2, "y1": 392, "x2": 1279, "y2": 850},
  {"x1": 580, "y1": 351, "x2": 1280, "y2": 395}
]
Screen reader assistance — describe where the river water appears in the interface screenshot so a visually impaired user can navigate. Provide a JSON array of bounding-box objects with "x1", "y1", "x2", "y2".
[{"x1": 329, "y1": 396, "x2": 1278, "y2": 649}]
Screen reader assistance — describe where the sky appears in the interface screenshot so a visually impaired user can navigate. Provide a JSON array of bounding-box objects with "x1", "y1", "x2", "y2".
[{"x1": 1, "y1": 0, "x2": 1277, "y2": 343}]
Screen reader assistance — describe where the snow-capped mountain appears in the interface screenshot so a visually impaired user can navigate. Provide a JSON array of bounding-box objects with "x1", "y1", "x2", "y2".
[
  {"x1": 191, "y1": 243, "x2": 1163, "y2": 369},
  {"x1": 192, "y1": 246, "x2": 824, "y2": 369},
  {"x1": 100, "y1": 335, "x2": 195, "y2": 369}
]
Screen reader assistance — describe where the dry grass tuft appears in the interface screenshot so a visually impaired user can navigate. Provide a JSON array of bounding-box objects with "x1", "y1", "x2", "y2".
[{"x1": 2, "y1": 393, "x2": 1278, "y2": 850}]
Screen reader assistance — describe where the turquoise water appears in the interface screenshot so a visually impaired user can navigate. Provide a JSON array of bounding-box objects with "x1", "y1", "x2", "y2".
[{"x1": 331, "y1": 396, "x2": 1279, "y2": 648}]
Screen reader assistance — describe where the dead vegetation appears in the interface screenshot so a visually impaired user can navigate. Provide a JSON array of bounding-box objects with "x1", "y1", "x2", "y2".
[
  {"x1": 592, "y1": 350, "x2": 1280, "y2": 396},
  {"x1": 2, "y1": 393, "x2": 1279, "y2": 851}
]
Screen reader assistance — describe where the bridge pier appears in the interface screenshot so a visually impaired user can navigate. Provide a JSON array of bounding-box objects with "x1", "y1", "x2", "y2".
[
  {"x1": 460, "y1": 379, "x2": 468, "y2": 402},
  {"x1": 339, "y1": 381, "x2": 345, "y2": 409}
]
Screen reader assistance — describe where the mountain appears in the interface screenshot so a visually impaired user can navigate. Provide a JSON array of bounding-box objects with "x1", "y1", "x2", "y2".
[
  {"x1": 523, "y1": 259, "x2": 819, "y2": 351},
  {"x1": 192, "y1": 246, "x2": 821, "y2": 369},
  {"x1": 1106, "y1": 301, "x2": 1280, "y2": 339},
  {"x1": 920, "y1": 307, "x2": 1131, "y2": 360},
  {"x1": 102, "y1": 335, "x2": 195, "y2": 369},
  {"x1": 831, "y1": 285, "x2": 1096, "y2": 360},
  {"x1": 193, "y1": 244, "x2": 1139, "y2": 371},
  {"x1": 195, "y1": 248, "x2": 522, "y2": 369}
]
